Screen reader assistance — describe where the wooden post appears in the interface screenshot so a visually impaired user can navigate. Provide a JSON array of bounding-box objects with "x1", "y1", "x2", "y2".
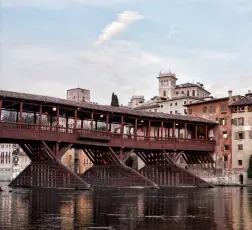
[
  {"x1": 161, "y1": 121, "x2": 164, "y2": 140},
  {"x1": 0, "y1": 99, "x2": 2, "y2": 121},
  {"x1": 74, "y1": 109, "x2": 77, "y2": 131},
  {"x1": 19, "y1": 102, "x2": 23, "y2": 128},
  {"x1": 56, "y1": 106, "x2": 59, "y2": 132},
  {"x1": 120, "y1": 148, "x2": 123, "y2": 160},
  {"x1": 148, "y1": 120, "x2": 151, "y2": 138},
  {"x1": 95, "y1": 121, "x2": 98, "y2": 130},
  {"x1": 135, "y1": 118, "x2": 138, "y2": 140},
  {"x1": 33, "y1": 112, "x2": 37, "y2": 125},
  {"x1": 184, "y1": 123, "x2": 187, "y2": 139},
  {"x1": 81, "y1": 119, "x2": 84, "y2": 129},
  {"x1": 206, "y1": 125, "x2": 208, "y2": 140},
  {"x1": 120, "y1": 116, "x2": 124, "y2": 135},
  {"x1": 91, "y1": 112, "x2": 94, "y2": 130},
  {"x1": 195, "y1": 125, "x2": 198, "y2": 140},
  {"x1": 39, "y1": 105, "x2": 42, "y2": 126},
  {"x1": 106, "y1": 114, "x2": 109, "y2": 131},
  {"x1": 56, "y1": 142, "x2": 59, "y2": 158},
  {"x1": 66, "y1": 117, "x2": 69, "y2": 133},
  {"x1": 173, "y1": 122, "x2": 176, "y2": 138}
]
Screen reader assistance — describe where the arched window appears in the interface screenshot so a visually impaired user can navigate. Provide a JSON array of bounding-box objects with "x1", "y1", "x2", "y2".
[{"x1": 163, "y1": 91, "x2": 166, "y2": 97}]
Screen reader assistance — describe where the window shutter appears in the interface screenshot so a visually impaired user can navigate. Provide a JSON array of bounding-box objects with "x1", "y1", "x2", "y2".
[
  {"x1": 234, "y1": 118, "x2": 237, "y2": 126},
  {"x1": 242, "y1": 131, "x2": 245, "y2": 139},
  {"x1": 235, "y1": 132, "x2": 239, "y2": 140},
  {"x1": 249, "y1": 131, "x2": 252, "y2": 139}
]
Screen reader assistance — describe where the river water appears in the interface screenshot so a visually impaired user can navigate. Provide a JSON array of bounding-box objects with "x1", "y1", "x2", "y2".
[{"x1": 1, "y1": 182, "x2": 252, "y2": 230}]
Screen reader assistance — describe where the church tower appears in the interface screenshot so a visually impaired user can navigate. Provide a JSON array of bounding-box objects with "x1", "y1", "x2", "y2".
[{"x1": 157, "y1": 71, "x2": 177, "y2": 99}]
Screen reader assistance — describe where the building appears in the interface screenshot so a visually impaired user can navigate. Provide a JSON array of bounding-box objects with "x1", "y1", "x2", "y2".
[
  {"x1": 128, "y1": 71, "x2": 212, "y2": 115},
  {"x1": 185, "y1": 91, "x2": 242, "y2": 174},
  {"x1": 67, "y1": 88, "x2": 90, "y2": 102},
  {"x1": 230, "y1": 90, "x2": 252, "y2": 184},
  {"x1": 0, "y1": 144, "x2": 18, "y2": 181},
  {"x1": 12, "y1": 148, "x2": 31, "y2": 179}
]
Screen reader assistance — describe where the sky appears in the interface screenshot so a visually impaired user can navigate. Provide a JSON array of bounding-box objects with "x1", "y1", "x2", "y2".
[{"x1": 1, "y1": 0, "x2": 252, "y2": 105}]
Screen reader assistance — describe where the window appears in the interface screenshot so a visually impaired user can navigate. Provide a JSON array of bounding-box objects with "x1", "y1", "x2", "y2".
[
  {"x1": 238, "y1": 160, "x2": 242, "y2": 166},
  {"x1": 182, "y1": 91, "x2": 184, "y2": 94},
  {"x1": 224, "y1": 145, "x2": 229, "y2": 151},
  {"x1": 222, "y1": 131, "x2": 228, "y2": 138},
  {"x1": 155, "y1": 109, "x2": 157, "y2": 112},
  {"x1": 170, "y1": 103, "x2": 172, "y2": 107},
  {"x1": 175, "y1": 102, "x2": 177, "y2": 106},
  {"x1": 187, "y1": 90, "x2": 189, "y2": 96},
  {"x1": 160, "y1": 105, "x2": 163, "y2": 108},
  {"x1": 188, "y1": 109, "x2": 192, "y2": 115},
  {"x1": 224, "y1": 156, "x2": 228, "y2": 162},
  {"x1": 190, "y1": 101, "x2": 192, "y2": 104},
  {"x1": 219, "y1": 118, "x2": 227, "y2": 125},
  {"x1": 184, "y1": 109, "x2": 187, "y2": 114},
  {"x1": 238, "y1": 117, "x2": 244, "y2": 126},
  {"x1": 209, "y1": 106, "x2": 215, "y2": 113},
  {"x1": 170, "y1": 111, "x2": 173, "y2": 114},
  {"x1": 192, "y1": 90, "x2": 195, "y2": 96},
  {"x1": 216, "y1": 118, "x2": 219, "y2": 123},
  {"x1": 163, "y1": 91, "x2": 166, "y2": 97},
  {"x1": 175, "y1": 110, "x2": 178, "y2": 114},
  {"x1": 236, "y1": 131, "x2": 245, "y2": 140},
  {"x1": 238, "y1": 144, "x2": 243, "y2": 150},
  {"x1": 203, "y1": 106, "x2": 207, "y2": 113},
  {"x1": 221, "y1": 104, "x2": 227, "y2": 112},
  {"x1": 184, "y1": 101, "x2": 187, "y2": 105}
]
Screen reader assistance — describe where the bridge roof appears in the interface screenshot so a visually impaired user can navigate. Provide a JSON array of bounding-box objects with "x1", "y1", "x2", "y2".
[{"x1": 0, "y1": 90, "x2": 216, "y2": 124}]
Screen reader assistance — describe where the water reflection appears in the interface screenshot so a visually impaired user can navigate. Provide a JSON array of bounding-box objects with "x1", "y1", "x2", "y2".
[{"x1": 1, "y1": 183, "x2": 252, "y2": 229}]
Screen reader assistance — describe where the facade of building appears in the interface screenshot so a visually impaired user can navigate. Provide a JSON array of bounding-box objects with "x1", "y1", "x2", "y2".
[
  {"x1": 185, "y1": 91, "x2": 242, "y2": 174},
  {"x1": 230, "y1": 91, "x2": 252, "y2": 184},
  {"x1": 128, "y1": 72, "x2": 212, "y2": 115},
  {"x1": 0, "y1": 144, "x2": 19, "y2": 181},
  {"x1": 67, "y1": 88, "x2": 90, "y2": 102},
  {"x1": 12, "y1": 149, "x2": 31, "y2": 179}
]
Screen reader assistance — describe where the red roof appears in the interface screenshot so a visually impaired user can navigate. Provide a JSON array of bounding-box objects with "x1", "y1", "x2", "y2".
[{"x1": 0, "y1": 90, "x2": 216, "y2": 124}]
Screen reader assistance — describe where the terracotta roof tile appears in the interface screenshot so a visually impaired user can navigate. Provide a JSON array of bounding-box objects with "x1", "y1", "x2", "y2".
[{"x1": 0, "y1": 90, "x2": 216, "y2": 124}]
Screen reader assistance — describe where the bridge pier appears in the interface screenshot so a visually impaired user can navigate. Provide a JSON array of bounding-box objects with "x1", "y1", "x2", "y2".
[
  {"x1": 136, "y1": 150, "x2": 214, "y2": 188},
  {"x1": 81, "y1": 147, "x2": 158, "y2": 188},
  {"x1": 9, "y1": 141, "x2": 90, "y2": 190}
]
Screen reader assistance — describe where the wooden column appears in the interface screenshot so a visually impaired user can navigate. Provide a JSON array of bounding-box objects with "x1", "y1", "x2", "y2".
[
  {"x1": 134, "y1": 118, "x2": 138, "y2": 139},
  {"x1": 19, "y1": 102, "x2": 23, "y2": 128},
  {"x1": 184, "y1": 123, "x2": 187, "y2": 139},
  {"x1": 39, "y1": 105, "x2": 42, "y2": 126},
  {"x1": 205, "y1": 125, "x2": 208, "y2": 140},
  {"x1": 56, "y1": 107, "x2": 59, "y2": 132},
  {"x1": 106, "y1": 114, "x2": 109, "y2": 131},
  {"x1": 91, "y1": 112, "x2": 94, "y2": 130},
  {"x1": 173, "y1": 122, "x2": 176, "y2": 138},
  {"x1": 195, "y1": 125, "x2": 198, "y2": 140},
  {"x1": 81, "y1": 119, "x2": 84, "y2": 129},
  {"x1": 74, "y1": 109, "x2": 77, "y2": 131},
  {"x1": 95, "y1": 121, "x2": 98, "y2": 130},
  {"x1": 66, "y1": 117, "x2": 69, "y2": 133},
  {"x1": 109, "y1": 122, "x2": 112, "y2": 131},
  {"x1": 148, "y1": 120, "x2": 151, "y2": 138},
  {"x1": 120, "y1": 116, "x2": 124, "y2": 135},
  {"x1": 0, "y1": 99, "x2": 2, "y2": 121},
  {"x1": 56, "y1": 142, "x2": 59, "y2": 158},
  {"x1": 161, "y1": 121, "x2": 164, "y2": 140},
  {"x1": 33, "y1": 112, "x2": 37, "y2": 125}
]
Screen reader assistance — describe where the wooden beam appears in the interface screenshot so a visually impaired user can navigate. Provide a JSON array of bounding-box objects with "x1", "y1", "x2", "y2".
[
  {"x1": 58, "y1": 143, "x2": 73, "y2": 159},
  {"x1": 41, "y1": 141, "x2": 56, "y2": 160}
]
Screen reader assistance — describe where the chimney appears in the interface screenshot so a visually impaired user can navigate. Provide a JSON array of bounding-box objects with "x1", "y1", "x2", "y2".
[
  {"x1": 248, "y1": 90, "x2": 251, "y2": 94},
  {"x1": 228, "y1": 90, "x2": 232, "y2": 99}
]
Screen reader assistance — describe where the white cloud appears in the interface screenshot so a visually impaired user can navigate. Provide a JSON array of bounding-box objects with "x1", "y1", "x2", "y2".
[
  {"x1": 1, "y1": 40, "x2": 252, "y2": 106},
  {"x1": 96, "y1": 11, "x2": 143, "y2": 44}
]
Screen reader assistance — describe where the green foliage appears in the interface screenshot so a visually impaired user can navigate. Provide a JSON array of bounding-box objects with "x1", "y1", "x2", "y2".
[
  {"x1": 111, "y1": 92, "x2": 119, "y2": 107},
  {"x1": 247, "y1": 155, "x2": 252, "y2": 179}
]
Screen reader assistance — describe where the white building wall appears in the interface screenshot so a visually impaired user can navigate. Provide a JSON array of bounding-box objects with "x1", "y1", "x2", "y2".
[
  {"x1": 232, "y1": 106, "x2": 252, "y2": 184},
  {"x1": 0, "y1": 143, "x2": 18, "y2": 181}
]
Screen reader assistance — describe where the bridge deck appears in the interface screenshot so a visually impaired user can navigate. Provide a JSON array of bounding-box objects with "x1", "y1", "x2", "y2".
[{"x1": 0, "y1": 122, "x2": 215, "y2": 151}]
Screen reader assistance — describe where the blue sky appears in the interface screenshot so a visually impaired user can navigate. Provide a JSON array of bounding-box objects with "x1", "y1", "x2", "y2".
[{"x1": 1, "y1": 0, "x2": 252, "y2": 105}]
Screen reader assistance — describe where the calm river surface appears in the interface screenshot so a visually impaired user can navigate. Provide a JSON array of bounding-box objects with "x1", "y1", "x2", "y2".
[{"x1": 1, "y1": 182, "x2": 252, "y2": 230}]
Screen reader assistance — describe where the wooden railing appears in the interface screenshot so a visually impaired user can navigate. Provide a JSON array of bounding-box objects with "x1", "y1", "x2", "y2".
[{"x1": 0, "y1": 121, "x2": 216, "y2": 145}]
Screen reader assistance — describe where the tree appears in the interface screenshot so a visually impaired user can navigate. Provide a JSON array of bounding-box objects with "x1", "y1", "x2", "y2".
[
  {"x1": 247, "y1": 155, "x2": 252, "y2": 179},
  {"x1": 111, "y1": 92, "x2": 119, "y2": 107}
]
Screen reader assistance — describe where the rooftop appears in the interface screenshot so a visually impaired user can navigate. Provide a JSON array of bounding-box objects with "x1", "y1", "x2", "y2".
[
  {"x1": 0, "y1": 90, "x2": 216, "y2": 124},
  {"x1": 185, "y1": 97, "x2": 230, "y2": 106},
  {"x1": 231, "y1": 97, "x2": 252, "y2": 106}
]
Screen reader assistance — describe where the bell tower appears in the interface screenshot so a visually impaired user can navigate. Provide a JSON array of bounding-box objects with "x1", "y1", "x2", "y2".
[{"x1": 157, "y1": 71, "x2": 177, "y2": 99}]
